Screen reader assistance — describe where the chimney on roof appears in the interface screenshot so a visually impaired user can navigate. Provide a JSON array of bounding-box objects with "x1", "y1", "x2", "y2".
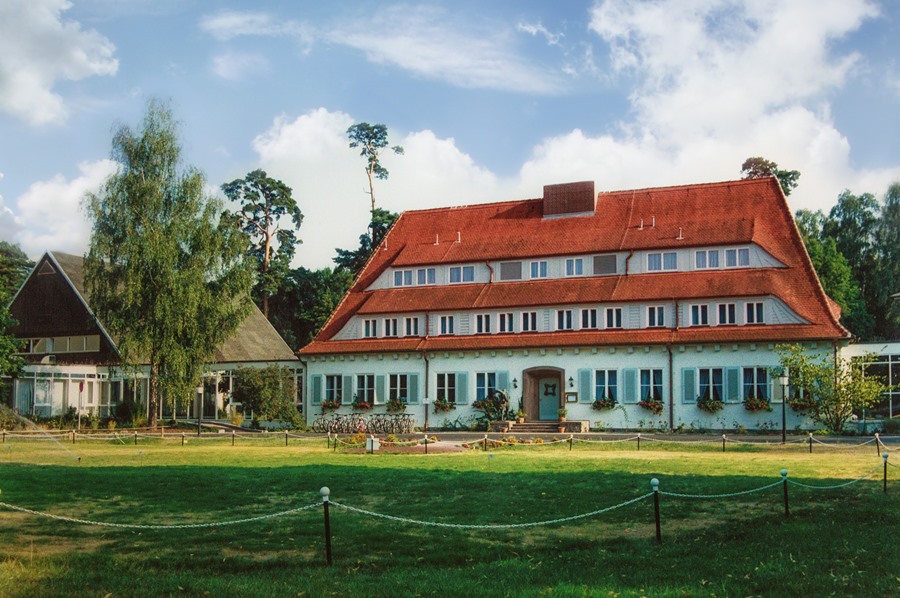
[{"x1": 542, "y1": 181, "x2": 596, "y2": 218}]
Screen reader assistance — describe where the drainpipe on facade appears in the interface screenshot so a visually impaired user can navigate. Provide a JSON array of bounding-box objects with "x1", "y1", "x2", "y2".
[
  {"x1": 422, "y1": 351, "x2": 430, "y2": 431},
  {"x1": 297, "y1": 355, "x2": 308, "y2": 418},
  {"x1": 667, "y1": 344, "x2": 674, "y2": 431},
  {"x1": 624, "y1": 250, "x2": 634, "y2": 275},
  {"x1": 485, "y1": 261, "x2": 494, "y2": 283}
]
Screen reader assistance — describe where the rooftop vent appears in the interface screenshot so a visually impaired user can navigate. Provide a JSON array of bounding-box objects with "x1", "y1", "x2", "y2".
[{"x1": 542, "y1": 181, "x2": 596, "y2": 218}]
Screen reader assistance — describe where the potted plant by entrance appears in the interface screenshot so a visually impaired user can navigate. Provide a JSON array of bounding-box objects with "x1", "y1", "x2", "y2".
[
  {"x1": 557, "y1": 407, "x2": 568, "y2": 422},
  {"x1": 516, "y1": 409, "x2": 526, "y2": 424}
]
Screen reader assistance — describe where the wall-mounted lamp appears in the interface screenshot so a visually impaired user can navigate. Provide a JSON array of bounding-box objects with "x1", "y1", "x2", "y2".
[
  {"x1": 512, "y1": 378, "x2": 518, "y2": 389},
  {"x1": 568, "y1": 376, "x2": 574, "y2": 388}
]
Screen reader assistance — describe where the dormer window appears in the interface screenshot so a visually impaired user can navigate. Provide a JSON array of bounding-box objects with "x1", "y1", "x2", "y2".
[
  {"x1": 449, "y1": 265, "x2": 475, "y2": 284},
  {"x1": 530, "y1": 261, "x2": 548, "y2": 279},
  {"x1": 565, "y1": 258, "x2": 583, "y2": 276},
  {"x1": 695, "y1": 250, "x2": 720, "y2": 269},
  {"x1": 648, "y1": 252, "x2": 677, "y2": 272},
  {"x1": 393, "y1": 270, "x2": 413, "y2": 287},
  {"x1": 417, "y1": 268, "x2": 436, "y2": 285},
  {"x1": 725, "y1": 248, "x2": 750, "y2": 268}
]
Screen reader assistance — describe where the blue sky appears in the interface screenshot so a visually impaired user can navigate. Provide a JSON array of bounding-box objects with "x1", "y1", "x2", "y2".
[{"x1": 1, "y1": 0, "x2": 899, "y2": 268}]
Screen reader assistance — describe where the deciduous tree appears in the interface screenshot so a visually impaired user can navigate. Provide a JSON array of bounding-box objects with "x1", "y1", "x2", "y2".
[
  {"x1": 84, "y1": 100, "x2": 253, "y2": 427},
  {"x1": 222, "y1": 169, "x2": 302, "y2": 318},
  {"x1": 777, "y1": 344, "x2": 889, "y2": 433},
  {"x1": 230, "y1": 365, "x2": 298, "y2": 424},
  {"x1": 0, "y1": 241, "x2": 33, "y2": 303}
]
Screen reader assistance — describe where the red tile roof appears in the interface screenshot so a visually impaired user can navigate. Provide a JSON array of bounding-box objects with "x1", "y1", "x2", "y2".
[{"x1": 300, "y1": 178, "x2": 848, "y2": 355}]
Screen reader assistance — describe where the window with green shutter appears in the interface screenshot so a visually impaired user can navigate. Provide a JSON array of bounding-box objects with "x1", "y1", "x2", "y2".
[
  {"x1": 311, "y1": 375, "x2": 322, "y2": 405},
  {"x1": 622, "y1": 369, "x2": 638, "y2": 403},
  {"x1": 456, "y1": 372, "x2": 469, "y2": 404},
  {"x1": 681, "y1": 368, "x2": 696, "y2": 404},
  {"x1": 578, "y1": 369, "x2": 592, "y2": 403}
]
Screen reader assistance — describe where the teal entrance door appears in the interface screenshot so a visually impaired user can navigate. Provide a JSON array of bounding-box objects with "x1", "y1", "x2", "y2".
[{"x1": 538, "y1": 377, "x2": 560, "y2": 420}]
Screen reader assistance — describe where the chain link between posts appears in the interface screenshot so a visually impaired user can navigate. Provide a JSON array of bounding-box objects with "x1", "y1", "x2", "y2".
[
  {"x1": 785, "y1": 462, "x2": 883, "y2": 489},
  {"x1": 0, "y1": 501, "x2": 319, "y2": 529},
  {"x1": 659, "y1": 479, "x2": 784, "y2": 499},
  {"x1": 329, "y1": 493, "x2": 653, "y2": 530}
]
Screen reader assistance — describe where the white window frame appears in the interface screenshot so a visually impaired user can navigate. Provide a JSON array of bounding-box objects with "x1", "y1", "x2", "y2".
[
  {"x1": 404, "y1": 317, "x2": 419, "y2": 336},
  {"x1": 356, "y1": 374, "x2": 375, "y2": 403},
  {"x1": 417, "y1": 267, "x2": 436, "y2": 285},
  {"x1": 439, "y1": 315, "x2": 455, "y2": 335},
  {"x1": 746, "y1": 302, "x2": 764, "y2": 324},
  {"x1": 690, "y1": 304, "x2": 709, "y2": 326},
  {"x1": 529, "y1": 260, "x2": 548, "y2": 279},
  {"x1": 499, "y1": 312, "x2": 514, "y2": 333},
  {"x1": 325, "y1": 375, "x2": 343, "y2": 403},
  {"x1": 581, "y1": 308, "x2": 598, "y2": 329},
  {"x1": 364, "y1": 319, "x2": 378, "y2": 338},
  {"x1": 449, "y1": 265, "x2": 475, "y2": 284},
  {"x1": 595, "y1": 369, "x2": 617, "y2": 401},
  {"x1": 556, "y1": 309, "x2": 573, "y2": 330},
  {"x1": 436, "y1": 373, "x2": 457, "y2": 404},
  {"x1": 475, "y1": 372, "x2": 497, "y2": 401},
  {"x1": 695, "y1": 249, "x2": 720, "y2": 270},
  {"x1": 718, "y1": 303, "x2": 736, "y2": 325},
  {"x1": 389, "y1": 374, "x2": 410, "y2": 403},
  {"x1": 605, "y1": 307, "x2": 622, "y2": 329},
  {"x1": 648, "y1": 305, "x2": 665, "y2": 328},
  {"x1": 648, "y1": 252, "x2": 677, "y2": 272},
  {"x1": 565, "y1": 258, "x2": 584, "y2": 277},
  {"x1": 475, "y1": 313, "x2": 491, "y2": 334},
  {"x1": 522, "y1": 311, "x2": 538, "y2": 332},
  {"x1": 383, "y1": 318, "x2": 398, "y2": 337}
]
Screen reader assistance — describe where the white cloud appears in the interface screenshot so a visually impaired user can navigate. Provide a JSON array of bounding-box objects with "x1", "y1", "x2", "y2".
[
  {"x1": 13, "y1": 159, "x2": 117, "y2": 258},
  {"x1": 517, "y1": 21, "x2": 563, "y2": 46},
  {"x1": 0, "y1": 172, "x2": 23, "y2": 243},
  {"x1": 0, "y1": 0, "x2": 118, "y2": 125},
  {"x1": 211, "y1": 52, "x2": 269, "y2": 81},
  {"x1": 327, "y1": 5, "x2": 562, "y2": 94},
  {"x1": 250, "y1": 108, "x2": 514, "y2": 268},
  {"x1": 199, "y1": 6, "x2": 562, "y2": 94},
  {"x1": 511, "y1": 0, "x2": 900, "y2": 214},
  {"x1": 198, "y1": 9, "x2": 314, "y2": 51}
]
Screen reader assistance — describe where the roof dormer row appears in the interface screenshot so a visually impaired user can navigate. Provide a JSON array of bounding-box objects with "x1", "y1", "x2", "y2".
[
  {"x1": 374, "y1": 243, "x2": 784, "y2": 291},
  {"x1": 332, "y1": 296, "x2": 805, "y2": 341}
]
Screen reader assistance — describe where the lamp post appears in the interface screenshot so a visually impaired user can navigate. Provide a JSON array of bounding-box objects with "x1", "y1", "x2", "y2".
[
  {"x1": 778, "y1": 373, "x2": 789, "y2": 444},
  {"x1": 196, "y1": 383, "x2": 204, "y2": 436},
  {"x1": 423, "y1": 397, "x2": 430, "y2": 432}
]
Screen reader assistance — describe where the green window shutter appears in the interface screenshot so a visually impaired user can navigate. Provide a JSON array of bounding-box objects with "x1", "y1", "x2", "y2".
[
  {"x1": 408, "y1": 373, "x2": 419, "y2": 404},
  {"x1": 342, "y1": 375, "x2": 353, "y2": 404},
  {"x1": 622, "y1": 369, "x2": 637, "y2": 404},
  {"x1": 578, "y1": 369, "x2": 592, "y2": 403},
  {"x1": 311, "y1": 375, "x2": 322, "y2": 406},
  {"x1": 497, "y1": 371, "x2": 509, "y2": 392},
  {"x1": 375, "y1": 375, "x2": 386, "y2": 405},
  {"x1": 681, "y1": 368, "x2": 696, "y2": 404},
  {"x1": 456, "y1": 372, "x2": 469, "y2": 404},
  {"x1": 725, "y1": 368, "x2": 741, "y2": 403}
]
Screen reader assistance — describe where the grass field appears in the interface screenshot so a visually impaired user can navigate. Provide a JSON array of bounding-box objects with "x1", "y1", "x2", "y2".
[{"x1": 0, "y1": 435, "x2": 896, "y2": 597}]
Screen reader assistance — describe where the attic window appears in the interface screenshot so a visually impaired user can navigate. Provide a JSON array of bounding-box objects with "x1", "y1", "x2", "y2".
[
  {"x1": 499, "y1": 261, "x2": 522, "y2": 281},
  {"x1": 38, "y1": 261, "x2": 56, "y2": 275},
  {"x1": 593, "y1": 255, "x2": 617, "y2": 275}
]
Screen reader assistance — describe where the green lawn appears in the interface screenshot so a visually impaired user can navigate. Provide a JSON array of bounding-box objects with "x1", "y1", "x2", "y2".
[{"x1": 0, "y1": 436, "x2": 896, "y2": 597}]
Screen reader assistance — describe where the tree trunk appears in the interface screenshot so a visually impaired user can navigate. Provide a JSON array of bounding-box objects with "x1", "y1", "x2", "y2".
[{"x1": 148, "y1": 360, "x2": 159, "y2": 428}]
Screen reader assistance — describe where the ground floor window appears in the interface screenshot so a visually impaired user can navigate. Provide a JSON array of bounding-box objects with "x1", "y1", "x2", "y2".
[
  {"x1": 698, "y1": 368, "x2": 723, "y2": 401},
  {"x1": 475, "y1": 372, "x2": 497, "y2": 401},
  {"x1": 595, "y1": 369, "x2": 617, "y2": 401},
  {"x1": 437, "y1": 373, "x2": 457, "y2": 403},
  {"x1": 640, "y1": 369, "x2": 663, "y2": 401},
  {"x1": 389, "y1": 374, "x2": 409, "y2": 403},
  {"x1": 325, "y1": 375, "x2": 343, "y2": 403},
  {"x1": 743, "y1": 367, "x2": 768, "y2": 400},
  {"x1": 356, "y1": 374, "x2": 375, "y2": 403}
]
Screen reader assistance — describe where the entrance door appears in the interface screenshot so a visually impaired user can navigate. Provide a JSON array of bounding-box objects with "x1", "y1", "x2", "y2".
[{"x1": 538, "y1": 377, "x2": 560, "y2": 420}]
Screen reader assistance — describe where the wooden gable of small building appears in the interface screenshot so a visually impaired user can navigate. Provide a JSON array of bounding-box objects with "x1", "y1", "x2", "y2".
[{"x1": 8, "y1": 252, "x2": 118, "y2": 366}]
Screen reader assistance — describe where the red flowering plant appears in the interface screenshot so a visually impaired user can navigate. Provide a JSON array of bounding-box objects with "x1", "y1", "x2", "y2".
[
  {"x1": 696, "y1": 393, "x2": 725, "y2": 414},
  {"x1": 432, "y1": 397, "x2": 456, "y2": 413},
  {"x1": 351, "y1": 395, "x2": 372, "y2": 411},
  {"x1": 592, "y1": 397, "x2": 616, "y2": 411},
  {"x1": 743, "y1": 395, "x2": 772, "y2": 413},
  {"x1": 638, "y1": 398, "x2": 664, "y2": 415},
  {"x1": 320, "y1": 399, "x2": 341, "y2": 412}
]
